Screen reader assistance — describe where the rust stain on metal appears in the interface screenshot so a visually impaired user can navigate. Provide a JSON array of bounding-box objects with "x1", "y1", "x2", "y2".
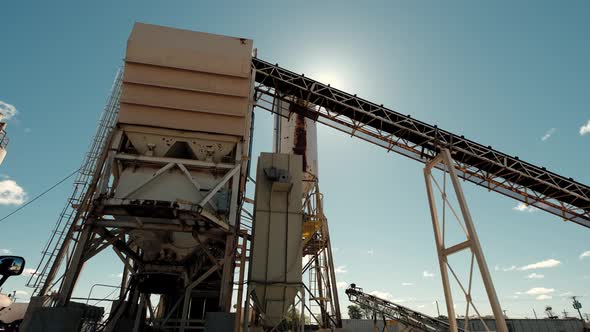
[{"x1": 291, "y1": 103, "x2": 308, "y2": 172}]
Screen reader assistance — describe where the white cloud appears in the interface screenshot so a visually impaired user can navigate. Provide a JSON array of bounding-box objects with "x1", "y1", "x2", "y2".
[
  {"x1": 0, "y1": 180, "x2": 27, "y2": 205},
  {"x1": 519, "y1": 259, "x2": 561, "y2": 271},
  {"x1": 525, "y1": 287, "x2": 555, "y2": 295},
  {"x1": 0, "y1": 249, "x2": 12, "y2": 254},
  {"x1": 580, "y1": 120, "x2": 590, "y2": 136},
  {"x1": 541, "y1": 128, "x2": 556, "y2": 141},
  {"x1": 559, "y1": 292, "x2": 573, "y2": 297},
  {"x1": 0, "y1": 101, "x2": 17, "y2": 120},
  {"x1": 536, "y1": 295, "x2": 552, "y2": 301},
  {"x1": 417, "y1": 304, "x2": 426, "y2": 309},
  {"x1": 336, "y1": 281, "x2": 348, "y2": 289},
  {"x1": 579, "y1": 251, "x2": 590, "y2": 259},
  {"x1": 401, "y1": 282, "x2": 414, "y2": 286},
  {"x1": 369, "y1": 290, "x2": 393, "y2": 301},
  {"x1": 423, "y1": 270, "x2": 435, "y2": 278},
  {"x1": 14, "y1": 290, "x2": 28, "y2": 296},
  {"x1": 334, "y1": 266, "x2": 348, "y2": 274},
  {"x1": 366, "y1": 249, "x2": 374, "y2": 255},
  {"x1": 526, "y1": 273, "x2": 544, "y2": 279},
  {"x1": 502, "y1": 265, "x2": 517, "y2": 272},
  {"x1": 21, "y1": 268, "x2": 37, "y2": 276},
  {"x1": 108, "y1": 272, "x2": 124, "y2": 278},
  {"x1": 392, "y1": 297, "x2": 415, "y2": 303},
  {"x1": 513, "y1": 203, "x2": 537, "y2": 213}
]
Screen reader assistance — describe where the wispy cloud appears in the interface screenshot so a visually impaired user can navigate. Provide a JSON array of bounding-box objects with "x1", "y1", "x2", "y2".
[
  {"x1": 541, "y1": 128, "x2": 556, "y2": 141},
  {"x1": 401, "y1": 282, "x2": 414, "y2": 286},
  {"x1": 513, "y1": 203, "x2": 537, "y2": 213},
  {"x1": 536, "y1": 294, "x2": 552, "y2": 300},
  {"x1": 423, "y1": 270, "x2": 435, "y2": 278},
  {"x1": 525, "y1": 287, "x2": 555, "y2": 295},
  {"x1": 579, "y1": 251, "x2": 590, "y2": 259},
  {"x1": 15, "y1": 290, "x2": 28, "y2": 296},
  {"x1": 108, "y1": 273, "x2": 124, "y2": 278},
  {"x1": 0, "y1": 101, "x2": 17, "y2": 120},
  {"x1": 580, "y1": 120, "x2": 590, "y2": 136},
  {"x1": 526, "y1": 273, "x2": 544, "y2": 279},
  {"x1": 502, "y1": 265, "x2": 517, "y2": 272},
  {"x1": 559, "y1": 292, "x2": 573, "y2": 297},
  {"x1": 519, "y1": 259, "x2": 561, "y2": 271},
  {"x1": 334, "y1": 265, "x2": 348, "y2": 274},
  {"x1": 366, "y1": 249, "x2": 374, "y2": 255},
  {"x1": 0, "y1": 249, "x2": 12, "y2": 254},
  {"x1": 0, "y1": 180, "x2": 27, "y2": 205}
]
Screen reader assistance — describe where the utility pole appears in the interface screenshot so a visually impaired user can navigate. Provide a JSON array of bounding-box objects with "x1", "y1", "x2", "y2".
[
  {"x1": 562, "y1": 310, "x2": 569, "y2": 319},
  {"x1": 435, "y1": 301, "x2": 441, "y2": 317},
  {"x1": 572, "y1": 296, "x2": 583, "y2": 320},
  {"x1": 532, "y1": 308, "x2": 538, "y2": 320}
]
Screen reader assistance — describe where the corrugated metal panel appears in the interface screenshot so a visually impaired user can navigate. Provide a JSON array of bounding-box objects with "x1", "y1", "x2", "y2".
[
  {"x1": 456, "y1": 318, "x2": 585, "y2": 332},
  {"x1": 341, "y1": 319, "x2": 401, "y2": 332},
  {"x1": 119, "y1": 22, "x2": 253, "y2": 137},
  {"x1": 340, "y1": 318, "x2": 584, "y2": 332},
  {"x1": 126, "y1": 22, "x2": 252, "y2": 77}
]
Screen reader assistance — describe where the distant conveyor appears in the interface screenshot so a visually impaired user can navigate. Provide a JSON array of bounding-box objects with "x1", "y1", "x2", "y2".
[
  {"x1": 346, "y1": 284, "x2": 462, "y2": 332},
  {"x1": 252, "y1": 57, "x2": 590, "y2": 228}
]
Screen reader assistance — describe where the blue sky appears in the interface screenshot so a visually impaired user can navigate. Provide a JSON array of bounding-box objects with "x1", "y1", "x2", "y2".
[{"x1": 0, "y1": 0, "x2": 589, "y2": 319}]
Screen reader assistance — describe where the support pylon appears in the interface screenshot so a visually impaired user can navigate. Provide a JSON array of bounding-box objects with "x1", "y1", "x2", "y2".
[{"x1": 424, "y1": 148, "x2": 508, "y2": 332}]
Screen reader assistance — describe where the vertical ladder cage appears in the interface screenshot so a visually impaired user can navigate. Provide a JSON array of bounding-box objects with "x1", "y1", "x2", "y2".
[{"x1": 26, "y1": 70, "x2": 123, "y2": 294}]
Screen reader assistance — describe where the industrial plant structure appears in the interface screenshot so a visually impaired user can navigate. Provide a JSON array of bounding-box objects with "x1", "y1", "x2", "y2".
[
  {"x1": 14, "y1": 23, "x2": 590, "y2": 332},
  {"x1": 0, "y1": 114, "x2": 9, "y2": 166}
]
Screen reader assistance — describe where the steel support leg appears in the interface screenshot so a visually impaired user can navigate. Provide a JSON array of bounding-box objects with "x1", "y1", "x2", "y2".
[
  {"x1": 424, "y1": 149, "x2": 508, "y2": 332},
  {"x1": 56, "y1": 224, "x2": 94, "y2": 306}
]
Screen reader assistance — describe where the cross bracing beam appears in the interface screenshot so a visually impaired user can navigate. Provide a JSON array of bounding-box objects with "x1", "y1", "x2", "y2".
[{"x1": 252, "y1": 57, "x2": 590, "y2": 228}]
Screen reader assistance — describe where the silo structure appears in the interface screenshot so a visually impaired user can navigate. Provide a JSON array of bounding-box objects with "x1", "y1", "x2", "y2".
[
  {"x1": 273, "y1": 98, "x2": 319, "y2": 193},
  {"x1": 24, "y1": 23, "x2": 254, "y2": 331},
  {"x1": 265, "y1": 98, "x2": 343, "y2": 329}
]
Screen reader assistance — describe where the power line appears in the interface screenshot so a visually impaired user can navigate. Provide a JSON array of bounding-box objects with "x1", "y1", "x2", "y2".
[{"x1": 0, "y1": 168, "x2": 80, "y2": 223}]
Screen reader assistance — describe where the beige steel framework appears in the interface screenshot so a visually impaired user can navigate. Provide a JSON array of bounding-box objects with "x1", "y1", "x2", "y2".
[
  {"x1": 23, "y1": 78, "x2": 250, "y2": 332},
  {"x1": 301, "y1": 182, "x2": 342, "y2": 329},
  {"x1": 424, "y1": 149, "x2": 507, "y2": 332}
]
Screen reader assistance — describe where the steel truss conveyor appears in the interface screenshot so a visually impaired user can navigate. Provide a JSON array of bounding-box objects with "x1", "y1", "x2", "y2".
[
  {"x1": 346, "y1": 284, "x2": 460, "y2": 332},
  {"x1": 252, "y1": 57, "x2": 590, "y2": 228}
]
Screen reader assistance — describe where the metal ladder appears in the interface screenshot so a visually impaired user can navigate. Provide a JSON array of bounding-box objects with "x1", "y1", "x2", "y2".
[{"x1": 26, "y1": 70, "x2": 123, "y2": 294}]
